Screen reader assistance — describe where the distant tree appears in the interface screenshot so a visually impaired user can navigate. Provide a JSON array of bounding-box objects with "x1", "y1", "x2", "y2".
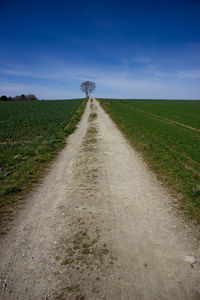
[
  {"x1": 0, "y1": 95, "x2": 8, "y2": 101},
  {"x1": 80, "y1": 81, "x2": 96, "y2": 98},
  {"x1": 26, "y1": 94, "x2": 38, "y2": 101},
  {"x1": 14, "y1": 95, "x2": 23, "y2": 101},
  {"x1": 14, "y1": 94, "x2": 38, "y2": 101}
]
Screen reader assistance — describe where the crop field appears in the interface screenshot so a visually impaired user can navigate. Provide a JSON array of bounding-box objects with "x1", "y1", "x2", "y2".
[
  {"x1": 0, "y1": 99, "x2": 85, "y2": 222},
  {"x1": 100, "y1": 99, "x2": 200, "y2": 222}
]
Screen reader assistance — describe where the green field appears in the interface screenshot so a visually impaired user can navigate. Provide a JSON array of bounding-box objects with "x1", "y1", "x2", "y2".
[
  {"x1": 100, "y1": 99, "x2": 200, "y2": 222},
  {"x1": 0, "y1": 99, "x2": 85, "y2": 222}
]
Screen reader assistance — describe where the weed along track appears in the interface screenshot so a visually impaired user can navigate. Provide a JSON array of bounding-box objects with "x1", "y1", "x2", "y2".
[{"x1": 0, "y1": 99, "x2": 200, "y2": 299}]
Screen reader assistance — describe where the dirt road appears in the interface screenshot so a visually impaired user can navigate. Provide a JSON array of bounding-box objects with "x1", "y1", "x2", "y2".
[{"x1": 0, "y1": 99, "x2": 200, "y2": 300}]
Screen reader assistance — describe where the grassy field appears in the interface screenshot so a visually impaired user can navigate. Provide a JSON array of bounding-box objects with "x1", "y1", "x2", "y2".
[
  {"x1": 100, "y1": 99, "x2": 200, "y2": 222},
  {"x1": 0, "y1": 99, "x2": 86, "y2": 226}
]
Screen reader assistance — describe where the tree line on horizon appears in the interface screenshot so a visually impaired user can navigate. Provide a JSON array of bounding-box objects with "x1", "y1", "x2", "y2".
[{"x1": 0, "y1": 94, "x2": 38, "y2": 101}]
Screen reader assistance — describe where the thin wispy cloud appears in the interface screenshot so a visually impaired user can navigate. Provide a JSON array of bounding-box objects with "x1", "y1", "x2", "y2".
[
  {"x1": 132, "y1": 56, "x2": 153, "y2": 64},
  {"x1": 175, "y1": 70, "x2": 200, "y2": 80}
]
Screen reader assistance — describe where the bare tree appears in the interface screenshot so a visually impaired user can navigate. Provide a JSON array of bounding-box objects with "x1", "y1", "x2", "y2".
[{"x1": 80, "y1": 81, "x2": 96, "y2": 98}]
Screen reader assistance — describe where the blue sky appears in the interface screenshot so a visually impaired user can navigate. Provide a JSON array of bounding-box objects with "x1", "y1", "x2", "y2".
[{"x1": 0, "y1": 0, "x2": 200, "y2": 99}]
